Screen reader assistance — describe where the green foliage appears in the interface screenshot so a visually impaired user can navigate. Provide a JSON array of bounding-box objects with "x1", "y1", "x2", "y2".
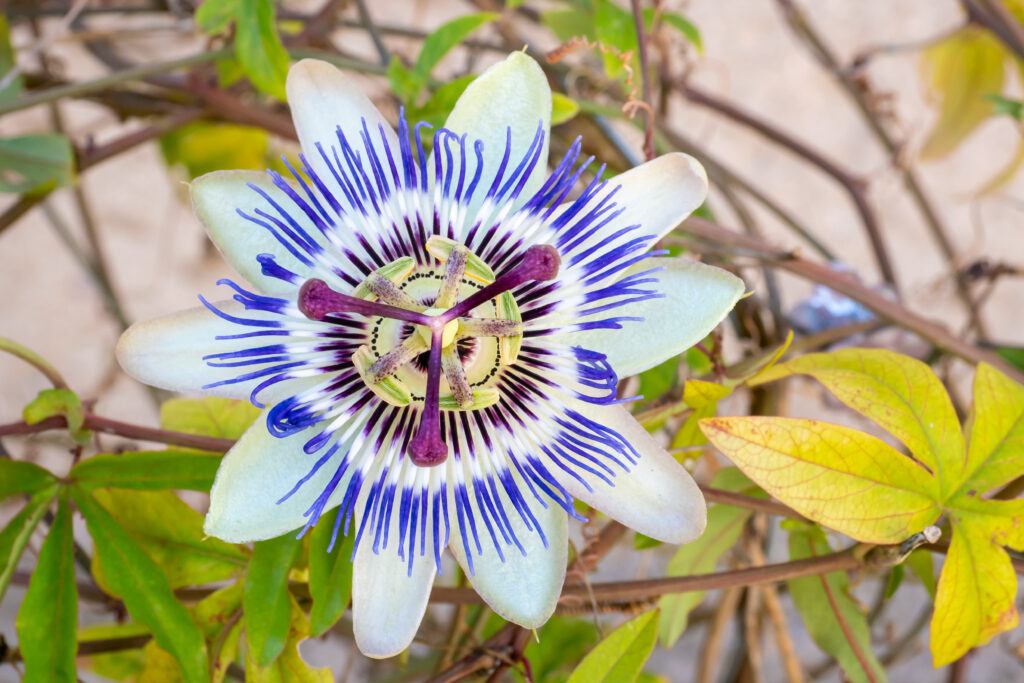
[
  {"x1": 551, "y1": 92, "x2": 581, "y2": 125},
  {"x1": 160, "y1": 122, "x2": 278, "y2": 180},
  {"x1": 244, "y1": 532, "x2": 302, "y2": 666},
  {"x1": 0, "y1": 459, "x2": 56, "y2": 501},
  {"x1": 566, "y1": 609, "x2": 659, "y2": 683},
  {"x1": 244, "y1": 596, "x2": 332, "y2": 681},
  {"x1": 785, "y1": 522, "x2": 886, "y2": 683},
  {"x1": 160, "y1": 396, "x2": 261, "y2": 442},
  {"x1": 15, "y1": 494, "x2": 77, "y2": 683},
  {"x1": 0, "y1": 491, "x2": 53, "y2": 603},
  {"x1": 90, "y1": 489, "x2": 247, "y2": 589},
  {"x1": 23, "y1": 388, "x2": 90, "y2": 444},
  {"x1": 0, "y1": 134, "x2": 75, "y2": 194},
  {"x1": 195, "y1": 0, "x2": 289, "y2": 99},
  {"x1": 658, "y1": 468, "x2": 759, "y2": 646},
  {"x1": 0, "y1": 16, "x2": 22, "y2": 102},
  {"x1": 307, "y1": 507, "x2": 355, "y2": 637},
  {"x1": 387, "y1": 13, "x2": 496, "y2": 110},
  {"x1": 70, "y1": 451, "x2": 222, "y2": 492},
  {"x1": 985, "y1": 93, "x2": 1024, "y2": 119},
  {"x1": 703, "y1": 349, "x2": 1024, "y2": 665},
  {"x1": 72, "y1": 487, "x2": 210, "y2": 682}
]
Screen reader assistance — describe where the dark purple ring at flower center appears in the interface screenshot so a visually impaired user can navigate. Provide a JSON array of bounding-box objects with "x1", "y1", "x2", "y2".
[{"x1": 296, "y1": 244, "x2": 561, "y2": 467}]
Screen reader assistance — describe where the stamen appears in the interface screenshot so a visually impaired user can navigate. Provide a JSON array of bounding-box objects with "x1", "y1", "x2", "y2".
[
  {"x1": 455, "y1": 317, "x2": 523, "y2": 339},
  {"x1": 298, "y1": 278, "x2": 433, "y2": 326},
  {"x1": 436, "y1": 244, "x2": 469, "y2": 309},
  {"x1": 367, "y1": 335, "x2": 428, "y2": 383},
  {"x1": 441, "y1": 347, "x2": 473, "y2": 408}
]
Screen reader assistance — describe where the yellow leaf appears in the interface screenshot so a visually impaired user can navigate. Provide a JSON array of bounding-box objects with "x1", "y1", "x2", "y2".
[
  {"x1": 973, "y1": 133, "x2": 1024, "y2": 196},
  {"x1": 700, "y1": 417, "x2": 941, "y2": 543},
  {"x1": 920, "y1": 27, "x2": 1005, "y2": 159},
  {"x1": 683, "y1": 379, "x2": 732, "y2": 409},
  {"x1": 962, "y1": 362, "x2": 1024, "y2": 494},
  {"x1": 752, "y1": 348, "x2": 966, "y2": 500},
  {"x1": 245, "y1": 595, "x2": 331, "y2": 682},
  {"x1": 931, "y1": 513, "x2": 1019, "y2": 666}
]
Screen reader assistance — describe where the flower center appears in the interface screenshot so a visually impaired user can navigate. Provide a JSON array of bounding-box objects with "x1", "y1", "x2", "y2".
[{"x1": 297, "y1": 238, "x2": 560, "y2": 467}]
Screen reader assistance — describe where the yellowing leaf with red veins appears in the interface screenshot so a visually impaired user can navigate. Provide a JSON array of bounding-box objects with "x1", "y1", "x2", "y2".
[
  {"x1": 920, "y1": 27, "x2": 1005, "y2": 159},
  {"x1": 700, "y1": 417, "x2": 940, "y2": 543},
  {"x1": 962, "y1": 362, "x2": 1024, "y2": 494},
  {"x1": 752, "y1": 348, "x2": 965, "y2": 500},
  {"x1": 930, "y1": 499, "x2": 1024, "y2": 667}
]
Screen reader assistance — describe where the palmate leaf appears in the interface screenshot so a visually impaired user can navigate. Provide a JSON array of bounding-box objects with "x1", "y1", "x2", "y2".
[
  {"x1": 70, "y1": 451, "x2": 221, "y2": 492},
  {"x1": 244, "y1": 532, "x2": 302, "y2": 666},
  {"x1": 90, "y1": 489, "x2": 247, "y2": 589},
  {"x1": 160, "y1": 396, "x2": 260, "y2": 443},
  {"x1": 307, "y1": 507, "x2": 355, "y2": 637},
  {"x1": 0, "y1": 491, "x2": 54, "y2": 603},
  {"x1": 15, "y1": 494, "x2": 77, "y2": 683},
  {"x1": 0, "y1": 459, "x2": 56, "y2": 502},
  {"x1": 706, "y1": 349, "x2": 1024, "y2": 666},
  {"x1": 71, "y1": 487, "x2": 209, "y2": 683},
  {"x1": 566, "y1": 609, "x2": 659, "y2": 683},
  {"x1": 244, "y1": 595, "x2": 332, "y2": 682},
  {"x1": 786, "y1": 522, "x2": 887, "y2": 683}
]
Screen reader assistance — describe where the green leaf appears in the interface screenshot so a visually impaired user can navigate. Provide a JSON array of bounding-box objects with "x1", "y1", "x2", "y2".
[
  {"x1": 985, "y1": 93, "x2": 1024, "y2": 119},
  {"x1": 961, "y1": 362, "x2": 1024, "y2": 493},
  {"x1": 0, "y1": 459, "x2": 56, "y2": 502},
  {"x1": 920, "y1": 27, "x2": 1005, "y2": 158},
  {"x1": 212, "y1": 618, "x2": 243, "y2": 683},
  {"x1": 78, "y1": 623, "x2": 149, "y2": 681},
  {"x1": 71, "y1": 451, "x2": 221, "y2": 492},
  {"x1": 195, "y1": 0, "x2": 240, "y2": 34},
  {"x1": 542, "y1": 9, "x2": 595, "y2": 43},
  {"x1": 235, "y1": 0, "x2": 289, "y2": 99},
  {"x1": 91, "y1": 489, "x2": 246, "y2": 589},
  {"x1": 15, "y1": 495, "x2": 77, "y2": 683},
  {"x1": 23, "y1": 388, "x2": 90, "y2": 445},
  {"x1": 245, "y1": 595, "x2": 332, "y2": 682},
  {"x1": 658, "y1": 11, "x2": 702, "y2": 53},
  {"x1": 138, "y1": 641, "x2": 184, "y2": 682},
  {"x1": 0, "y1": 492, "x2": 53, "y2": 603},
  {"x1": 0, "y1": 134, "x2": 75, "y2": 193},
  {"x1": 752, "y1": 348, "x2": 966, "y2": 499},
  {"x1": 308, "y1": 508, "x2": 355, "y2": 637},
  {"x1": 0, "y1": 16, "x2": 21, "y2": 103},
  {"x1": 638, "y1": 356, "x2": 677, "y2": 402},
  {"x1": 995, "y1": 345, "x2": 1024, "y2": 372},
  {"x1": 160, "y1": 396, "x2": 260, "y2": 442},
  {"x1": 72, "y1": 487, "x2": 209, "y2": 683},
  {"x1": 931, "y1": 495, "x2": 1024, "y2": 665},
  {"x1": 160, "y1": 122, "x2": 272, "y2": 180},
  {"x1": 593, "y1": 0, "x2": 638, "y2": 77},
  {"x1": 658, "y1": 467, "x2": 758, "y2": 646},
  {"x1": 702, "y1": 416, "x2": 941, "y2": 543},
  {"x1": 523, "y1": 616, "x2": 599, "y2": 681},
  {"x1": 414, "y1": 13, "x2": 497, "y2": 82},
  {"x1": 245, "y1": 532, "x2": 302, "y2": 666},
  {"x1": 905, "y1": 548, "x2": 937, "y2": 600},
  {"x1": 387, "y1": 57, "x2": 422, "y2": 106},
  {"x1": 408, "y1": 74, "x2": 477, "y2": 127},
  {"x1": 787, "y1": 524, "x2": 887, "y2": 683},
  {"x1": 192, "y1": 581, "x2": 244, "y2": 639},
  {"x1": 551, "y1": 92, "x2": 580, "y2": 125},
  {"x1": 567, "y1": 609, "x2": 659, "y2": 683}
]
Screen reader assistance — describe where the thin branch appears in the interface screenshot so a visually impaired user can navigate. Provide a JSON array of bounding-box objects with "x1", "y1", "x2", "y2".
[
  {"x1": 0, "y1": 413, "x2": 235, "y2": 453},
  {"x1": 630, "y1": 0, "x2": 656, "y2": 161},
  {"x1": 677, "y1": 217, "x2": 1024, "y2": 383},
  {"x1": 680, "y1": 81, "x2": 893, "y2": 286},
  {"x1": 773, "y1": 0, "x2": 987, "y2": 338}
]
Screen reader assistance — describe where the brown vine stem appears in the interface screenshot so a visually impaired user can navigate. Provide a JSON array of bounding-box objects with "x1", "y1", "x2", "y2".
[
  {"x1": 679, "y1": 81, "x2": 895, "y2": 288},
  {"x1": 677, "y1": 217, "x2": 1024, "y2": 384},
  {"x1": 0, "y1": 413, "x2": 234, "y2": 453},
  {"x1": 773, "y1": 0, "x2": 987, "y2": 339},
  {"x1": 629, "y1": 0, "x2": 656, "y2": 161}
]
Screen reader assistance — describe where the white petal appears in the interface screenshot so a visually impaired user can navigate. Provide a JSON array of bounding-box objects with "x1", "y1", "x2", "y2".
[
  {"x1": 204, "y1": 416, "x2": 350, "y2": 543},
  {"x1": 442, "y1": 52, "x2": 551, "y2": 218},
  {"x1": 564, "y1": 153, "x2": 708, "y2": 255},
  {"x1": 118, "y1": 302, "x2": 259, "y2": 400},
  {"x1": 448, "y1": 476, "x2": 567, "y2": 628},
  {"x1": 192, "y1": 171, "x2": 321, "y2": 296},
  {"x1": 555, "y1": 399, "x2": 707, "y2": 544},
  {"x1": 351, "y1": 506, "x2": 437, "y2": 658},
  {"x1": 559, "y1": 257, "x2": 744, "y2": 378},
  {"x1": 286, "y1": 59, "x2": 398, "y2": 183}
]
